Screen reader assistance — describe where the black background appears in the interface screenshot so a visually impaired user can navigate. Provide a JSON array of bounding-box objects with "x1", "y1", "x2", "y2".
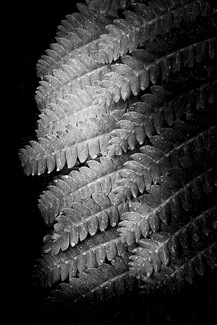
[
  {"x1": 6, "y1": 0, "x2": 82, "y2": 322},
  {"x1": 5, "y1": 1, "x2": 217, "y2": 324}
]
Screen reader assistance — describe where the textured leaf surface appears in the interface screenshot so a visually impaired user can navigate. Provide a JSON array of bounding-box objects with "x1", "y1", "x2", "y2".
[
  {"x1": 118, "y1": 164, "x2": 217, "y2": 244},
  {"x1": 139, "y1": 241, "x2": 217, "y2": 289},
  {"x1": 36, "y1": 227, "x2": 130, "y2": 285},
  {"x1": 38, "y1": 155, "x2": 128, "y2": 223},
  {"x1": 114, "y1": 80, "x2": 217, "y2": 205},
  {"x1": 19, "y1": 1, "x2": 217, "y2": 321},
  {"x1": 45, "y1": 254, "x2": 136, "y2": 308},
  {"x1": 129, "y1": 204, "x2": 217, "y2": 279}
]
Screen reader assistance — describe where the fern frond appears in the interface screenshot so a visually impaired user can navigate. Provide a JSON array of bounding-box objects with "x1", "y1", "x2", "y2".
[
  {"x1": 38, "y1": 155, "x2": 128, "y2": 223},
  {"x1": 139, "y1": 240, "x2": 217, "y2": 289},
  {"x1": 34, "y1": 227, "x2": 131, "y2": 286},
  {"x1": 38, "y1": 254, "x2": 136, "y2": 323},
  {"x1": 114, "y1": 79, "x2": 217, "y2": 205},
  {"x1": 36, "y1": 4, "x2": 131, "y2": 84},
  {"x1": 108, "y1": 77, "x2": 216, "y2": 155},
  {"x1": 57, "y1": 3, "x2": 93, "y2": 39},
  {"x1": 129, "y1": 204, "x2": 217, "y2": 279},
  {"x1": 35, "y1": 64, "x2": 112, "y2": 111},
  {"x1": 129, "y1": 233, "x2": 170, "y2": 278},
  {"x1": 115, "y1": 123, "x2": 217, "y2": 207},
  {"x1": 97, "y1": 37, "x2": 216, "y2": 106},
  {"x1": 108, "y1": 85, "x2": 171, "y2": 156},
  {"x1": 35, "y1": 255, "x2": 136, "y2": 324},
  {"x1": 36, "y1": 3, "x2": 110, "y2": 78},
  {"x1": 23, "y1": 79, "x2": 137, "y2": 176},
  {"x1": 36, "y1": 88, "x2": 104, "y2": 137},
  {"x1": 39, "y1": 156, "x2": 131, "y2": 253},
  {"x1": 54, "y1": 254, "x2": 135, "y2": 301},
  {"x1": 21, "y1": 2, "x2": 217, "y2": 176},
  {"x1": 88, "y1": 0, "x2": 129, "y2": 16},
  {"x1": 36, "y1": 0, "x2": 217, "y2": 101},
  {"x1": 19, "y1": 1, "x2": 217, "y2": 322},
  {"x1": 118, "y1": 164, "x2": 217, "y2": 244},
  {"x1": 19, "y1": 113, "x2": 118, "y2": 175},
  {"x1": 36, "y1": 74, "x2": 137, "y2": 139},
  {"x1": 42, "y1": 200, "x2": 129, "y2": 254}
]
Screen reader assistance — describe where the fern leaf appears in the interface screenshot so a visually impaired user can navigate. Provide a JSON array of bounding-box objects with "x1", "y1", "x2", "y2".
[
  {"x1": 36, "y1": 83, "x2": 119, "y2": 139},
  {"x1": 113, "y1": 79, "x2": 217, "y2": 203},
  {"x1": 42, "y1": 254, "x2": 136, "y2": 313},
  {"x1": 19, "y1": 111, "x2": 120, "y2": 175},
  {"x1": 19, "y1": 1, "x2": 217, "y2": 321},
  {"x1": 42, "y1": 199, "x2": 129, "y2": 253},
  {"x1": 107, "y1": 85, "x2": 168, "y2": 156},
  {"x1": 89, "y1": 0, "x2": 130, "y2": 17},
  {"x1": 97, "y1": 37, "x2": 216, "y2": 107},
  {"x1": 115, "y1": 122, "x2": 217, "y2": 203},
  {"x1": 34, "y1": 227, "x2": 130, "y2": 286},
  {"x1": 36, "y1": 9, "x2": 106, "y2": 78},
  {"x1": 36, "y1": 0, "x2": 217, "y2": 79},
  {"x1": 139, "y1": 241, "x2": 217, "y2": 289},
  {"x1": 35, "y1": 64, "x2": 110, "y2": 111},
  {"x1": 62, "y1": 256, "x2": 133, "y2": 299},
  {"x1": 22, "y1": 4, "x2": 217, "y2": 176},
  {"x1": 118, "y1": 164, "x2": 217, "y2": 244},
  {"x1": 129, "y1": 204, "x2": 217, "y2": 280},
  {"x1": 38, "y1": 155, "x2": 128, "y2": 223}
]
